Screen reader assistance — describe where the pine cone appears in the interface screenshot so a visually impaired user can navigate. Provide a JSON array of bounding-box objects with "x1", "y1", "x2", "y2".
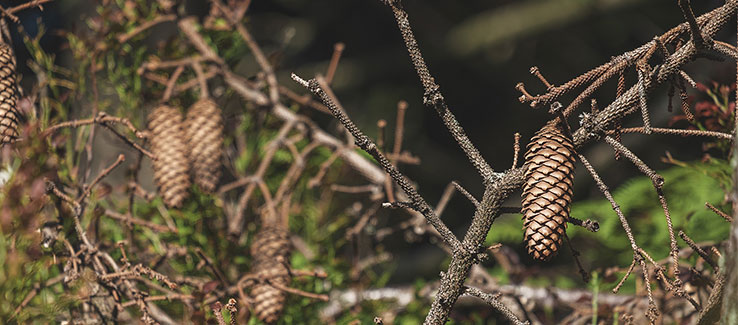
[
  {"x1": 250, "y1": 225, "x2": 291, "y2": 258},
  {"x1": 0, "y1": 42, "x2": 20, "y2": 145},
  {"x1": 148, "y1": 105, "x2": 190, "y2": 208},
  {"x1": 251, "y1": 258, "x2": 290, "y2": 324},
  {"x1": 521, "y1": 120, "x2": 576, "y2": 261},
  {"x1": 250, "y1": 225, "x2": 291, "y2": 324},
  {"x1": 185, "y1": 98, "x2": 223, "y2": 193}
]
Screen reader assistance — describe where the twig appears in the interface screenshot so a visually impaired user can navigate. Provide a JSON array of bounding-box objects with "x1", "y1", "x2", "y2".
[
  {"x1": 11, "y1": 275, "x2": 64, "y2": 319},
  {"x1": 434, "y1": 182, "x2": 456, "y2": 217},
  {"x1": 269, "y1": 280, "x2": 329, "y2": 301},
  {"x1": 393, "y1": 100, "x2": 408, "y2": 157},
  {"x1": 325, "y1": 42, "x2": 345, "y2": 84},
  {"x1": 381, "y1": 0, "x2": 494, "y2": 181},
  {"x1": 105, "y1": 209, "x2": 174, "y2": 233},
  {"x1": 706, "y1": 202, "x2": 732, "y2": 222},
  {"x1": 191, "y1": 61, "x2": 210, "y2": 99},
  {"x1": 462, "y1": 286, "x2": 528, "y2": 325},
  {"x1": 99, "y1": 264, "x2": 178, "y2": 290},
  {"x1": 613, "y1": 127, "x2": 733, "y2": 140},
  {"x1": 564, "y1": 233, "x2": 590, "y2": 283},
  {"x1": 637, "y1": 64, "x2": 653, "y2": 134},
  {"x1": 676, "y1": 77, "x2": 696, "y2": 121},
  {"x1": 511, "y1": 133, "x2": 521, "y2": 168},
  {"x1": 195, "y1": 248, "x2": 229, "y2": 288},
  {"x1": 5, "y1": 0, "x2": 52, "y2": 16},
  {"x1": 138, "y1": 56, "x2": 209, "y2": 74},
  {"x1": 120, "y1": 293, "x2": 194, "y2": 308},
  {"x1": 679, "y1": 230, "x2": 718, "y2": 271},
  {"x1": 43, "y1": 112, "x2": 146, "y2": 139},
  {"x1": 613, "y1": 258, "x2": 637, "y2": 293},
  {"x1": 278, "y1": 85, "x2": 331, "y2": 113},
  {"x1": 293, "y1": 73, "x2": 462, "y2": 251},
  {"x1": 117, "y1": 14, "x2": 177, "y2": 44},
  {"x1": 568, "y1": 216, "x2": 600, "y2": 232},
  {"x1": 679, "y1": 0, "x2": 707, "y2": 48},
  {"x1": 178, "y1": 17, "x2": 224, "y2": 65},
  {"x1": 101, "y1": 123, "x2": 157, "y2": 161},
  {"x1": 529, "y1": 66, "x2": 553, "y2": 90},
  {"x1": 227, "y1": 121, "x2": 294, "y2": 236},
  {"x1": 346, "y1": 204, "x2": 380, "y2": 238},
  {"x1": 129, "y1": 182, "x2": 156, "y2": 201},
  {"x1": 78, "y1": 153, "x2": 125, "y2": 204},
  {"x1": 331, "y1": 184, "x2": 381, "y2": 194},
  {"x1": 578, "y1": 154, "x2": 641, "y2": 259},
  {"x1": 308, "y1": 149, "x2": 341, "y2": 188},
  {"x1": 210, "y1": 0, "x2": 277, "y2": 102},
  {"x1": 0, "y1": 6, "x2": 19, "y2": 23},
  {"x1": 603, "y1": 136, "x2": 680, "y2": 276},
  {"x1": 162, "y1": 65, "x2": 184, "y2": 102},
  {"x1": 452, "y1": 181, "x2": 479, "y2": 208}
]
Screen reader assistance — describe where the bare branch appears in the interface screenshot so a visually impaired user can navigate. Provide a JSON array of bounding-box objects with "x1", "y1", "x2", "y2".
[{"x1": 293, "y1": 73, "x2": 463, "y2": 251}]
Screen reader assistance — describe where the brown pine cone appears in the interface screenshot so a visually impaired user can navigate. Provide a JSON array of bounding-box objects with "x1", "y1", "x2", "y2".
[
  {"x1": 250, "y1": 225, "x2": 291, "y2": 324},
  {"x1": 148, "y1": 105, "x2": 190, "y2": 208},
  {"x1": 521, "y1": 120, "x2": 576, "y2": 261},
  {"x1": 251, "y1": 258, "x2": 290, "y2": 324},
  {"x1": 185, "y1": 98, "x2": 223, "y2": 193},
  {"x1": 250, "y1": 225, "x2": 291, "y2": 259},
  {"x1": 0, "y1": 42, "x2": 20, "y2": 145}
]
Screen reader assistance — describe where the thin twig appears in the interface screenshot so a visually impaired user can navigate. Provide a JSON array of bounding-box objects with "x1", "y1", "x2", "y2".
[
  {"x1": 463, "y1": 286, "x2": 528, "y2": 325},
  {"x1": 434, "y1": 182, "x2": 456, "y2": 217},
  {"x1": 11, "y1": 275, "x2": 64, "y2": 319},
  {"x1": 162, "y1": 65, "x2": 185, "y2": 102},
  {"x1": 195, "y1": 248, "x2": 229, "y2": 288},
  {"x1": 614, "y1": 127, "x2": 733, "y2": 140},
  {"x1": 381, "y1": 0, "x2": 494, "y2": 181},
  {"x1": 117, "y1": 14, "x2": 177, "y2": 44},
  {"x1": 452, "y1": 181, "x2": 479, "y2": 208},
  {"x1": 293, "y1": 73, "x2": 462, "y2": 251},
  {"x1": 78, "y1": 154, "x2": 126, "y2": 204},
  {"x1": 679, "y1": 230, "x2": 718, "y2": 271},
  {"x1": 325, "y1": 42, "x2": 345, "y2": 84},
  {"x1": 568, "y1": 216, "x2": 600, "y2": 232},
  {"x1": 270, "y1": 281, "x2": 330, "y2": 301},
  {"x1": 393, "y1": 100, "x2": 408, "y2": 157},
  {"x1": 511, "y1": 133, "x2": 521, "y2": 168},
  {"x1": 5, "y1": 0, "x2": 52, "y2": 15},
  {"x1": 105, "y1": 209, "x2": 174, "y2": 233},
  {"x1": 613, "y1": 258, "x2": 637, "y2": 293},
  {"x1": 706, "y1": 202, "x2": 733, "y2": 222}
]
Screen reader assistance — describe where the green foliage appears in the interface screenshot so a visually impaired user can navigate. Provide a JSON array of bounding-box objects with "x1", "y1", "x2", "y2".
[
  {"x1": 485, "y1": 158, "x2": 730, "y2": 295},
  {"x1": 571, "y1": 159, "x2": 730, "y2": 266}
]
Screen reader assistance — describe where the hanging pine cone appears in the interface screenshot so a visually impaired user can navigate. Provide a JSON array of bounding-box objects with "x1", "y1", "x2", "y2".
[
  {"x1": 148, "y1": 105, "x2": 190, "y2": 208},
  {"x1": 184, "y1": 98, "x2": 223, "y2": 193},
  {"x1": 521, "y1": 120, "x2": 576, "y2": 261},
  {"x1": 0, "y1": 42, "x2": 20, "y2": 145},
  {"x1": 250, "y1": 225, "x2": 291, "y2": 324}
]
